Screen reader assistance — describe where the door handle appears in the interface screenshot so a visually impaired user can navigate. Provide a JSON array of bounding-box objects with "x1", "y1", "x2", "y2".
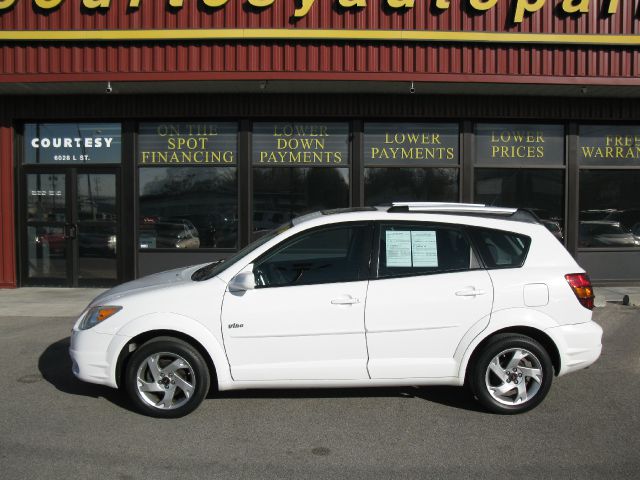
[
  {"x1": 331, "y1": 296, "x2": 360, "y2": 305},
  {"x1": 455, "y1": 288, "x2": 486, "y2": 297},
  {"x1": 64, "y1": 224, "x2": 78, "y2": 240}
]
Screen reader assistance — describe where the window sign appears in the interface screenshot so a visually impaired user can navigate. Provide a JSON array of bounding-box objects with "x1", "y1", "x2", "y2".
[
  {"x1": 411, "y1": 231, "x2": 438, "y2": 267},
  {"x1": 385, "y1": 230, "x2": 412, "y2": 267},
  {"x1": 578, "y1": 125, "x2": 640, "y2": 166},
  {"x1": 24, "y1": 123, "x2": 121, "y2": 164},
  {"x1": 252, "y1": 122, "x2": 349, "y2": 167},
  {"x1": 138, "y1": 122, "x2": 237, "y2": 166},
  {"x1": 364, "y1": 123, "x2": 459, "y2": 166},
  {"x1": 475, "y1": 124, "x2": 564, "y2": 166},
  {"x1": 385, "y1": 230, "x2": 439, "y2": 268}
]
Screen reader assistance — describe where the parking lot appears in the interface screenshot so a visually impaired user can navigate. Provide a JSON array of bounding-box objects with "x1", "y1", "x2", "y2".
[{"x1": 0, "y1": 296, "x2": 638, "y2": 480}]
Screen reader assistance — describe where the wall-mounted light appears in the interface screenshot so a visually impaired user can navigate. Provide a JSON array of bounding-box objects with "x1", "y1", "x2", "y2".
[
  {"x1": 409, "y1": 81, "x2": 415, "y2": 94},
  {"x1": 105, "y1": 81, "x2": 113, "y2": 94}
]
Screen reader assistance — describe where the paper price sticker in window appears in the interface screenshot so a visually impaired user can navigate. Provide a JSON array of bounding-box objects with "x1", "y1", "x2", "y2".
[
  {"x1": 385, "y1": 230, "x2": 412, "y2": 267},
  {"x1": 411, "y1": 231, "x2": 438, "y2": 267}
]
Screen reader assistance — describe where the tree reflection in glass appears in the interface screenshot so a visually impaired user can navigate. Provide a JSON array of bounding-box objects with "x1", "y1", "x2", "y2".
[
  {"x1": 253, "y1": 167, "x2": 349, "y2": 234},
  {"x1": 475, "y1": 169, "x2": 565, "y2": 242},
  {"x1": 139, "y1": 167, "x2": 238, "y2": 249},
  {"x1": 364, "y1": 168, "x2": 459, "y2": 206}
]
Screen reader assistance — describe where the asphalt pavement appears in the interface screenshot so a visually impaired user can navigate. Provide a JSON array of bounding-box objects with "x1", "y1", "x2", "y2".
[{"x1": 0, "y1": 291, "x2": 638, "y2": 479}]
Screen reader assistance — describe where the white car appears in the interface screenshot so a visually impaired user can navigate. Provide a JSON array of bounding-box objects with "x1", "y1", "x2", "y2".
[{"x1": 70, "y1": 203, "x2": 602, "y2": 418}]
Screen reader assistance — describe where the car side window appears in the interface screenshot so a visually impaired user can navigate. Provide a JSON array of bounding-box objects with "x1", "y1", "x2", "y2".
[
  {"x1": 377, "y1": 224, "x2": 477, "y2": 278},
  {"x1": 253, "y1": 223, "x2": 372, "y2": 288},
  {"x1": 468, "y1": 227, "x2": 531, "y2": 269}
]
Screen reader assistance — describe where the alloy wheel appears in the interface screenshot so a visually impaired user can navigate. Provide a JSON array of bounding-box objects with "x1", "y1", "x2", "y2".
[
  {"x1": 484, "y1": 348, "x2": 543, "y2": 406},
  {"x1": 135, "y1": 352, "x2": 196, "y2": 410}
]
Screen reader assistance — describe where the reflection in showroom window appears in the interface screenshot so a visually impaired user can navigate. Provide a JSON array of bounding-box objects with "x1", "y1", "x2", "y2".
[
  {"x1": 364, "y1": 168, "x2": 459, "y2": 205},
  {"x1": 579, "y1": 171, "x2": 640, "y2": 248},
  {"x1": 139, "y1": 167, "x2": 238, "y2": 249},
  {"x1": 252, "y1": 122, "x2": 350, "y2": 237},
  {"x1": 577, "y1": 125, "x2": 640, "y2": 249},
  {"x1": 474, "y1": 169, "x2": 565, "y2": 242},
  {"x1": 253, "y1": 167, "x2": 349, "y2": 235}
]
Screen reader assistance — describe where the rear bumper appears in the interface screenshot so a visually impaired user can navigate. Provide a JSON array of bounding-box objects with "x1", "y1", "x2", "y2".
[{"x1": 545, "y1": 321, "x2": 603, "y2": 377}]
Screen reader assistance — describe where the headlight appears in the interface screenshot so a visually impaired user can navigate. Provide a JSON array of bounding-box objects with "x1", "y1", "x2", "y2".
[{"x1": 79, "y1": 306, "x2": 122, "y2": 330}]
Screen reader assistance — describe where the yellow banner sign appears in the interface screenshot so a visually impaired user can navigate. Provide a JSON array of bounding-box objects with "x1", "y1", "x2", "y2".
[
  {"x1": 138, "y1": 122, "x2": 237, "y2": 166},
  {"x1": 253, "y1": 122, "x2": 349, "y2": 167},
  {"x1": 0, "y1": 0, "x2": 631, "y2": 26}
]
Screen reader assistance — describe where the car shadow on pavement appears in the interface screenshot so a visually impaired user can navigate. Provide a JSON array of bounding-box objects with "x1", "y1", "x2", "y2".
[
  {"x1": 39, "y1": 337, "x2": 484, "y2": 414},
  {"x1": 38, "y1": 337, "x2": 135, "y2": 413},
  {"x1": 212, "y1": 386, "x2": 485, "y2": 413}
]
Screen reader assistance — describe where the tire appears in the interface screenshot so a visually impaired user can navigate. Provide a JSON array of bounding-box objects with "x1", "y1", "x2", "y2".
[
  {"x1": 469, "y1": 334, "x2": 553, "y2": 414},
  {"x1": 124, "y1": 336, "x2": 211, "y2": 418}
]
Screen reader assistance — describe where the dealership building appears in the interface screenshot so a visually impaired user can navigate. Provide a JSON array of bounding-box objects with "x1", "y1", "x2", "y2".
[{"x1": 0, "y1": 0, "x2": 639, "y2": 288}]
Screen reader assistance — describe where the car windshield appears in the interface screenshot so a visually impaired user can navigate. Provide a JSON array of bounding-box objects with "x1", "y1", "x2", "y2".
[{"x1": 191, "y1": 222, "x2": 292, "y2": 281}]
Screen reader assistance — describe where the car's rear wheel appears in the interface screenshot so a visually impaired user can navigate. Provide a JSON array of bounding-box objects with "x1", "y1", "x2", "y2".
[
  {"x1": 125, "y1": 337, "x2": 210, "y2": 418},
  {"x1": 470, "y1": 334, "x2": 553, "y2": 414}
]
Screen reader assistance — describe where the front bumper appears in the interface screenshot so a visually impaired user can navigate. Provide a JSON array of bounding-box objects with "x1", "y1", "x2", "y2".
[
  {"x1": 69, "y1": 328, "x2": 130, "y2": 389},
  {"x1": 545, "y1": 320, "x2": 603, "y2": 377}
]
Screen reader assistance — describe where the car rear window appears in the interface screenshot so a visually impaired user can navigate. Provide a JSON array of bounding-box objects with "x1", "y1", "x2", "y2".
[{"x1": 469, "y1": 228, "x2": 531, "y2": 269}]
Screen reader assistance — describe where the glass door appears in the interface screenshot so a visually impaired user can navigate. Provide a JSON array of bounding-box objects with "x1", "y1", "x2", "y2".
[
  {"x1": 76, "y1": 171, "x2": 120, "y2": 286},
  {"x1": 22, "y1": 168, "x2": 121, "y2": 287},
  {"x1": 24, "y1": 172, "x2": 69, "y2": 284}
]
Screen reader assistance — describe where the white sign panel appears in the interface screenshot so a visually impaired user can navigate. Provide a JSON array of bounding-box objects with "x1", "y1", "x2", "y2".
[
  {"x1": 385, "y1": 230, "x2": 412, "y2": 267},
  {"x1": 411, "y1": 231, "x2": 438, "y2": 267}
]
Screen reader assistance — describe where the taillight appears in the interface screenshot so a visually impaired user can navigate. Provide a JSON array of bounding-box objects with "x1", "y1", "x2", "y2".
[{"x1": 565, "y1": 273, "x2": 595, "y2": 310}]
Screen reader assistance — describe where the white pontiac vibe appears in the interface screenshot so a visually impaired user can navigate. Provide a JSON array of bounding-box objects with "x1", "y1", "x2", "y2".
[{"x1": 70, "y1": 203, "x2": 602, "y2": 417}]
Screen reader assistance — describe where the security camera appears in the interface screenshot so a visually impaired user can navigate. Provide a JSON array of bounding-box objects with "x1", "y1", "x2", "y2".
[
  {"x1": 105, "y1": 81, "x2": 113, "y2": 94},
  {"x1": 409, "y1": 81, "x2": 415, "y2": 94}
]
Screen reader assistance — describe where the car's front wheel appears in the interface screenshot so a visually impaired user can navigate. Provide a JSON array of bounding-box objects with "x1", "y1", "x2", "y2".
[
  {"x1": 470, "y1": 334, "x2": 553, "y2": 414},
  {"x1": 125, "y1": 337, "x2": 210, "y2": 418}
]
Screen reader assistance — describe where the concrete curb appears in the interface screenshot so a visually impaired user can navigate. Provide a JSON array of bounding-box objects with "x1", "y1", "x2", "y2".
[{"x1": 0, "y1": 288, "x2": 105, "y2": 318}]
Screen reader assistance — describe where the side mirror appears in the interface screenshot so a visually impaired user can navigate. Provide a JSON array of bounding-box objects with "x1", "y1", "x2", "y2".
[{"x1": 228, "y1": 271, "x2": 255, "y2": 292}]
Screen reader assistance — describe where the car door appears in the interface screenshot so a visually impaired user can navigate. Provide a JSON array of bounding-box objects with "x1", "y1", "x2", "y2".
[
  {"x1": 365, "y1": 222, "x2": 494, "y2": 379},
  {"x1": 221, "y1": 222, "x2": 373, "y2": 381}
]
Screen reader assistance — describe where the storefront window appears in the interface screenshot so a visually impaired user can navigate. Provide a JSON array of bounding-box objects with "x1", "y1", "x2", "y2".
[
  {"x1": 137, "y1": 122, "x2": 238, "y2": 249},
  {"x1": 579, "y1": 171, "x2": 640, "y2": 248},
  {"x1": 364, "y1": 168, "x2": 458, "y2": 205},
  {"x1": 474, "y1": 169, "x2": 565, "y2": 239},
  {"x1": 474, "y1": 124, "x2": 565, "y2": 240},
  {"x1": 252, "y1": 122, "x2": 350, "y2": 234},
  {"x1": 24, "y1": 123, "x2": 121, "y2": 164},
  {"x1": 578, "y1": 125, "x2": 640, "y2": 249},
  {"x1": 363, "y1": 123, "x2": 459, "y2": 205},
  {"x1": 253, "y1": 167, "x2": 349, "y2": 233}
]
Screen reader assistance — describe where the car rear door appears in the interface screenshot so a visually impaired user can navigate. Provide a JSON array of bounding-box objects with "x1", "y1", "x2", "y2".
[{"x1": 365, "y1": 222, "x2": 494, "y2": 379}]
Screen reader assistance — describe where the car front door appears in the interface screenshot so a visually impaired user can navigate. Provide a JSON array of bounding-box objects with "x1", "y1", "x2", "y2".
[
  {"x1": 221, "y1": 222, "x2": 373, "y2": 381},
  {"x1": 365, "y1": 222, "x2": 494, "y2": 379}
]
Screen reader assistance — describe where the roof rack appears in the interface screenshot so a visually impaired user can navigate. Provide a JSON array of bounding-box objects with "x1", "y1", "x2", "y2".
[{"x1": 389, "y1": 202, "x2": 518, "y2": 215}]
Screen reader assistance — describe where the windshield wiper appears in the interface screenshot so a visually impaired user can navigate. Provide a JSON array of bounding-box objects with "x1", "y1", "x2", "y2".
[{"x1": 191, "y1": 260, "x2": 224, "y2": 281}]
